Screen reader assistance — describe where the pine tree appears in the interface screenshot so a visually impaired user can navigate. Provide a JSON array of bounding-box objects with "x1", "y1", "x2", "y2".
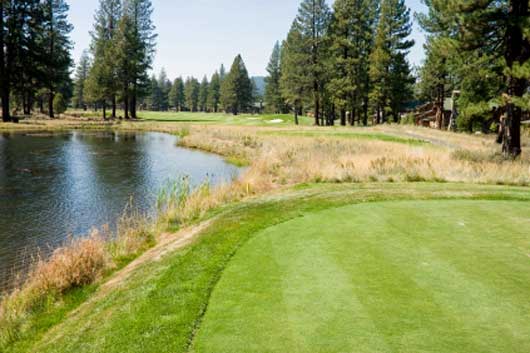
[
  {"x1": 328, "y1": 0, "x2": 377, "y2": 126},
  {"x1": 157, "y1": 69, "x2": 170, "y2": 111},
  {"x1": 114, "y1": 12, "x2": 135, "y2": 118},
  {"x1": 73, "y1": 50, "x2": 91, "y2": 109},
  {"x1": 220, "y1": 55, "x2": 253, "y2": 115},
  {"x1": 207, "y1": 72, "x2": 221, "y2": 112},
  {"x1": 446, "y1": 0, "x2": 529, "y2": 157},
  {"x1": 280, "y1": 24, "x2": 311, "y2": 125},
  {"x1": 169, "y1": 77, "x2": 185, "y2": 111},
  {"x1": 2, "y1": 1, "x2": 52, "y2": 120},
  {"x1": 147, "y1": 75, "x2": 162, "y2": 110},
  {"x1": 294, "y1": 0, "x2": 331, "y2": 125},
  {"x1": 369, "y1": 0, "x2": 414, "y2": 123},
  {"x1": 198, "y1": 75, "x2": 209, "y2": 112},
  {"x1": 264, "y1": 41, "x2": 285, "y2": 114},
  {"x1": 184, "y1": 77, "x2": 200, "y2": 112},
  {"x1": 88, "y1": 0, "x2": 122, "y2": 119},
  {"x1": 0, "y1": 0, "x2": 6, "y2": 121},
  {"x1": 121, "y1": 0, "x2": 156, "y2": 119},
  {"x1": 219, "y1": 64, "x2": 226, "y2": 82},
  {"x1": 41, "y1": 0, "x2": 73, "y2": 118}
]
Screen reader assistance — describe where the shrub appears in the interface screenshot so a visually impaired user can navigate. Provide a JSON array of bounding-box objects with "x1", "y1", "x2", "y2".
[
  {"x1": 53, "y1": 93, "x2": 67, "y2": 115},
  {"x1": 400, "y1": 113, "x2": 415, "y2": 125}
]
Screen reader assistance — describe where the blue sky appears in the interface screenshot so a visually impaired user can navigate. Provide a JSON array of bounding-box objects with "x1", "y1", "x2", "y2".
[{"x1": 69, "y1": 0, "x2": 427, "y2": 79}]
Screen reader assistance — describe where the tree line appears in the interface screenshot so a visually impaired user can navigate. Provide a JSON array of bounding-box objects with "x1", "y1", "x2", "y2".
[
  {"x1": 0, "y1": 0, "x2": 73, "y2": 122},
  {"x1": 417, "y1": 0, "x2": 530, "y2": 157},
  {"x1": 73, "y1": 0, "x2": 156, "y2": 120},
  {"x1": 138, "y1": 55, "x2": 258, "y2": 115},
  {"x1": 264, "y1": 0, "x2": 415, "y2": 127}
]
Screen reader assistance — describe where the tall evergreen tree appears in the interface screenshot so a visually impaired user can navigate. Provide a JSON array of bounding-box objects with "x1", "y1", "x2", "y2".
[
  {"x1": 88, "y1": 0, "x2": 121, "y2": 119},
  {"x1": 280, "y1": 24, "x2": 309, "y2": 125},
  {"x1": 329, "y1": 0, "x2": 377, "y2": 126},
  {"x1": 294, "y1": 0, "x2": 331, "y2": 125},
  {"x1": 219, "y1": 64, "x2": 226, "y2": 82},
  {"x1": 198, "y1": 75, "x2": 209, "y2": 112},
  {"x1": 121, "y1": 0, "x2": 156, "y2": 119},
  {"x1": 448, "y1": 0, "x2": 529, "y2": 157},
  {"x1": 369, "y1": 0, "x2": 414, "y2": 123},
  {"x1": 114, "y1": 12, "x2": 135, "y2": 118},
  {"x1": 157, "y1": 69, "x2": 170, "y2": 111},
  {"x1": 207, "y1": 71, "x2": 221, "y2": 112},
  {"x1": 220, "y1": 55, "x2": 253, "y2": 115},
  {"x1": 264, "y1": 41, "x2": 285, "y2": 114},
  {"x1": 147, "y1": 74, "x2": 162, "y2": 110},
  {"x1": 169, "y1": 76, "x2": 185, "y2": 111},
  {"x1": 184, "y1": 77, "x2": 200, "y2": 112},
  {"x1": 0, "y1": 0, "x2": 6, "y2": 121},
  {"x1": 41, "y1": 0, "x2": 73, "y2": 118},
  {"x1": 73, "y1": 50, "x2": 91, "y2": 109},
  {"x1": 1, "y1": 1, "x2": 51, "y2": 120}
]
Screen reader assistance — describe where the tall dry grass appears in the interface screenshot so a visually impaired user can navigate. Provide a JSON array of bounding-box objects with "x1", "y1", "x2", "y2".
[
  {"x1": 159, "y1": 125, "x2": 530, "y2": 230},
  {"x1": 178, "y1": 125, "x2": 530, "y2": 188},
  {"x1": 0, "y1": 208, "x2": 154, "y2": 348}
]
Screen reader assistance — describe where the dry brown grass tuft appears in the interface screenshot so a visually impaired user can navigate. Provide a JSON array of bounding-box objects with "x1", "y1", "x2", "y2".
[
  {"x1": 0, "y1": 206, "x2": 155, "y2": 347},
  {"x1": 0, "y1": 231, "x2": 110, "y2": 345}
]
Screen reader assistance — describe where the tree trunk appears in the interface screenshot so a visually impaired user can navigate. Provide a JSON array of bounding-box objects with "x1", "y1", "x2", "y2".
[
  {"x1": 112, "y1": 96, "x2": 116, "y2": 118},
  {"x1": 0, "y1": 1, "x2": 11, "y2": 122},
  {"x1": 363, "y1": 96, "x2": 369, "y2": 126},
  {"x1": 131, "y1": 86, "x2": 137, "y2": 119},
  {"x1": 314, "y1": 88, "x2": 320, "y2": 126},
  {"x1": 39, "y1": 96, "x2": 44, "y2": 114},
  {"x1": 294, "y1": 108, "x2": 299, "y2": 126},
  {"x1": 102, "y1": 102, "x2": 106, "y2": 120},
  {"x1": 502, "y1": 0, "x2": 529, "y2": 157},
  {"x1": 340, "y1": 110, "x2": 346, "y2": 126},
  {"x1": 124, "y1": 94, "x2": 129, "y2": 120},
  {"x1": 48, "y1": 91, "x2": 54, "y2": 118}
]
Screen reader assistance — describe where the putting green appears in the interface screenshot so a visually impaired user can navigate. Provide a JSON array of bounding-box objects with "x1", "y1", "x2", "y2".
[{"x1": 194, "y1": 200, "x2": 530, "y2": 353}]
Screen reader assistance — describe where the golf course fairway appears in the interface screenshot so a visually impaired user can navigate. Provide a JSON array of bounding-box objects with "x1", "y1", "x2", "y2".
[
  {"x1": 17, "y1": 184, "x2": 530, "y2": 353},
  {"x1": 194, "y1": 199, "x2": 530, "y2": 353}
]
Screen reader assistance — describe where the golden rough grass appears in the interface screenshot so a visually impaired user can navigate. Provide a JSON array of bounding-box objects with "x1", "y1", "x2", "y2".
[
  {"x1": 179, "y1": 125, "x2": 530, "y2": 187},
  {"x1": 0, "y1": 231, "x2": 110, "y2": 345},
  {"x1": 0, "y1": 211, "x2": 153, "y2": 347}
]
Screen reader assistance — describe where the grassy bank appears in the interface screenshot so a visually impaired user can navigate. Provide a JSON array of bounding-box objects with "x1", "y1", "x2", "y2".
[
  {"x1": 1, "y1": 117, "x2": 530, "y2": 352},
  {"x1": 14, "y1": 183, "x2": 530, "y2": 353}
]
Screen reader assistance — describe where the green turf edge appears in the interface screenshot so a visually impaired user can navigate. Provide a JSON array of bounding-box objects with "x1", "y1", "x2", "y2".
[
  {"x1": 194, "y1": 198, "x2": 530, "y2": 353},
  {"x1": 258, "y1": 130, "x2": 429, "y2": 145},
  {"x1": 21, "y1": 182, "x2": 530, "y2": 353}
]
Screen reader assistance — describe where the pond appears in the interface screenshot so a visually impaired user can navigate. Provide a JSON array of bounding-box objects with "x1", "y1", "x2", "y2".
[{"x1": 0, "y1": 131, "x2": 240, "y2": 291}]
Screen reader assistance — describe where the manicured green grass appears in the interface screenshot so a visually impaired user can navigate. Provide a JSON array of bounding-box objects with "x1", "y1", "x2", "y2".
[
  {"x1": 136, "y1": 111, "x2": 313, "y2": 126},
  {"x1": 66, "y1": 109, "x2": 313, "y2": 126},
  {"x1": 261, "y1": 130, "x2": 428, "y2": 145},
  {"x1": 21, "y1": 183, "x2": 530, "y2": 353},
  {"x1": 195, "y1": 200, "x2": 530, "y2": 353}
]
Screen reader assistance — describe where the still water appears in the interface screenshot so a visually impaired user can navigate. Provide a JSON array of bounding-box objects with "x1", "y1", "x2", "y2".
[{"x1": 0, "y1": 131, "x2": 239, "y2": 291}]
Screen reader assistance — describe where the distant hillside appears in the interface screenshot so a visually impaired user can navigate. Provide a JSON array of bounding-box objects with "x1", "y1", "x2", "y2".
[{"x1": 252, "y1": 76, "x2": 266, "y2": 97}]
